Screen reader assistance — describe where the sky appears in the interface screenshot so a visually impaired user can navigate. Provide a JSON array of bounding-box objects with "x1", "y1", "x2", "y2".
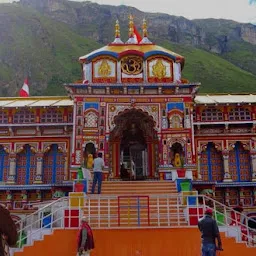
[{"x1": 1, "y1": 0, "x2": 256, "y2": 24}]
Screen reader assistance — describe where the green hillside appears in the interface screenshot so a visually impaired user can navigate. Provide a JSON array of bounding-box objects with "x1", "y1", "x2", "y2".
[
  {"x1": 0, "y1": 4, "x2": 101, "y2": 96},
  {"x1": 158, "y1": 41, "x2": 256, "y2": 93},
  {"x1": 0, "y1": 3, "x2": 256, "y2": 96}
]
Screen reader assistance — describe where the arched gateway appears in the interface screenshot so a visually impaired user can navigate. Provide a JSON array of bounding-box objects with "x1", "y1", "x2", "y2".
[{"x1": 109, "y1": 108, "x2": 158, "y2": 179}]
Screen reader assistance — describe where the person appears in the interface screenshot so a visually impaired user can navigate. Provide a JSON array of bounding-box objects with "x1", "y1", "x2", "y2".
[
  {"x1": 198, "y1": 208, "x2": 223, "y2": 256},
  {"x1": 77, "y1": 216, "x2": 94, "y2": 256},
  {"x1": 91, "y1": 152, "x2": 104, "y2": 194},
  {"x1": 0, "y1": 205, "x2": 18, "y2": 256}
]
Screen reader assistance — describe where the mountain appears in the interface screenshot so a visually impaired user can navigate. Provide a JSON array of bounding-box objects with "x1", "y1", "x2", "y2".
[{"x1": 0, "y1": 0, "x2": 256, "y2": 96}]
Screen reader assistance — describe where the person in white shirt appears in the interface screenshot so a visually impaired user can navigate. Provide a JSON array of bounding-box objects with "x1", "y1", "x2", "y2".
[{"x1": 91, "y1": 153, "x2": 104, "y2": 194}]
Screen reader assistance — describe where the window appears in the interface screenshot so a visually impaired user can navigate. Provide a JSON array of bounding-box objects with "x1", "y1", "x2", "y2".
[
  {"x1": 201, "y1": 108, "x2": 223, "y2": 121},
  {"x1": 16, "y1": 145, "x2": 37, "y2": 185},
  {"x1": 169, "y1": 115, "x2": 182, "y2": 128},
  {"x1": 0, "y1": 146, "x2": 9, "y2": 182},
  {"x1": 13, "y1": 109, "x2": 35, "y2": 123},
  {"x1": 84, "y1": 112, "x2": 98, "y2": 128},
  {"x1": 41, "y1": 109, "x2": 63, "y2": 123},
  {"x1": 229, "y1": 107, "x2": 251, "y2": 121},
  {"x1": 0, "y1": 111, "x2": 8, "y2": 124},
  {"x1": 43, "y1": 144, "x2": 65, "y2": 184},
  {"x1": 68, "y1": 112, "x2": 73, "y2": 123}
]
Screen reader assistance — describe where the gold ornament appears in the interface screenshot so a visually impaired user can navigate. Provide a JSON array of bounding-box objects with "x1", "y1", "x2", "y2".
[
  {"x1": 121, "y1": 56, "x2": 143, "y2": 75},
  {"x1": 98, "y1": 60, "x2": 111, "y2": 77},
  {"x1": 152, "y1": 59, "x2": 166, "y2": 79}
]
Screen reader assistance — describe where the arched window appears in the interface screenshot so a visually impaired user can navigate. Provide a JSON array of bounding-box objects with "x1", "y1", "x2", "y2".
[
  {"x1": 43, "y1": 144, "x2": 65, "y2": 184},
  {"x1": 0, "y1": 146, "x2": 9, "y2": 182},
  {"x1": 229, "y1": 142, "x2": 251, "y2": 181},
  {"x1": 16, "y1": 145, "x2": 37, "y2": 185},
  {"x1": 229, "y1": 107, "x2": 251, "y2": 121},
  {"x1": 0, "y1": 111, "x2": 8, "y2": 124},
  {"x1": 201, "y1": 108, "x2": 223, "y2": 121},
  {"x1": 84, "y1": 112, "x2": 98, "y2": 128},
  {"x1": 169, "y1": 115, "x2": 182, "y2": 128},
  {"x1": 13, "y1": 109, "x2": 35, "y2": 123},
  {"x1": 200, "y1": 142, "x2": 224, "y2": 181},
  {"x1": 41, "y1": 109, "x2": 63, "y2": 123}
]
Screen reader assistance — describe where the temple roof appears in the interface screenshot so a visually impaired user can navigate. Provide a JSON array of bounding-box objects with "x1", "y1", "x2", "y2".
[
  {"x1": 79, "y1": 44, "x2": 185, "y2": 68},
  {"x1": 195, "y1": 94, "x2": 256, "y2": 104},
  {"x1": 0, "y1": 96, "x2": 73, "y2": 108},
  {"x1": 0, "y1": 94, "x2": 255, "y2": 108}
]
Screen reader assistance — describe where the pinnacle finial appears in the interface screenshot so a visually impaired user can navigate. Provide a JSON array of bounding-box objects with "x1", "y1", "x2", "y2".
[
  {"x1": 112, "y1": 19, "x2": 123, "y2": 44},
  {"x1": 115, "y1": 19, "x2": 120, "y2": 38},
  {"x1": 129, "y1": 14, "x2": 134, "y2": 38},
  {"x1": 142, "y1": 18, "x2": 148, "y2": 38}
]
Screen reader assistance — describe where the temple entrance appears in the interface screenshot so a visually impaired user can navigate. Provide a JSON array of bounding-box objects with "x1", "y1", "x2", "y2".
[
  {"x1": 83, "y1": 142, "x2": 96, "y2": 168},
  {"x1": 109, "y1": 109, "x2": 158, "y2": 180}
]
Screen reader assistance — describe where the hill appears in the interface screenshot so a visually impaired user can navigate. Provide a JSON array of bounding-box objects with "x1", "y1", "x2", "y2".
[
  {"x1": 0, "y1": 3, "x2": 101, "y2": 96},
  {"x1": 0, "y1": 0, "x2": 256, "y2": 96}
]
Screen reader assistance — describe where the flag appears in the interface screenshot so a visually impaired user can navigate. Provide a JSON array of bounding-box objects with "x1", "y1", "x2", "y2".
[
  {"x1": 133, "y1": 25, "x2": 142, "y2": 43},
  {"x1": 19, "y1": 78, "x2": 29, "y2": 97}
]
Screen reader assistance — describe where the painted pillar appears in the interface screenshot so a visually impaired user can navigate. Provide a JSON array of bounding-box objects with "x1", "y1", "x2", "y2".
[
  {"x1": 64, "y1": 152, "x2": 69, "y2": 181},
  {"x1": 7, "y1": 153, "x2": 16, "y2": 184},
  {"x1": 34, "y1": 153, "x2": 43, "y2": 184},
  {"x1": 250, "y1": 151, "x2": 256, "y2": 181},
  {"x1": 223, "y1": 149, "x2": 232, "y2": 182},
  {"x1": 197, "y1": 151, "x2": 202, "y2": 180}
]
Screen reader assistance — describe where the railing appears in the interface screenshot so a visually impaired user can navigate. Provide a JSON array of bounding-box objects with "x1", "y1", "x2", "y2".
[
  {"x1": 189, "y1": 194, "x2": 256, "y2": 247},
  {"x1": 13, "y1": 193, "x2": 256, "y2": 253}
]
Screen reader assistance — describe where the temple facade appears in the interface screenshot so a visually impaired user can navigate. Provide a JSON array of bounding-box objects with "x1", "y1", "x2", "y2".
[{"x1": 0, "y1": 17, "x2": 256, "y2": 213}]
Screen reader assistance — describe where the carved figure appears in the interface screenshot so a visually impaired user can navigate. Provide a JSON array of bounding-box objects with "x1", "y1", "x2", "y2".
[
  {"x1": 152, "y1": 59, "x2": 166, "y2": 79},
  {"x1": 98, "y1": 60, "x2": 111, "y2": 77},
  {"x1": 87, "y1": 154, "x2": 94, "y2": 169},
  {"x1": 174, "y1": 153, "x2": 182, "y2": 167}
]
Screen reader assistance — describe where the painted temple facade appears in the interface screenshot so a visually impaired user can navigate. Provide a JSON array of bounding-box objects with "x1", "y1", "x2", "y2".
[{"x1": 0, "y1": 18, "x2": 256, "y2": 212}]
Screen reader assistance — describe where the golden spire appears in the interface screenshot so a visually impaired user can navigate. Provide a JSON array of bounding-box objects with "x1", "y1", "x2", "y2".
[
  {"x1": 129, "y1": 14, "x2": 134, "y2": 38},
  {"x1": 115, "y1": 20, "x2": 120, "y2": 38},
  {"x1": 142, "y1": 18, "x2": 148, "y2": 37}
]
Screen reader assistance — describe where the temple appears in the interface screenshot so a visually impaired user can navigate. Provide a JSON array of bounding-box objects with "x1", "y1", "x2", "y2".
[{"x1": 0, "y1": 17, "x2": 256, "y2": 216}]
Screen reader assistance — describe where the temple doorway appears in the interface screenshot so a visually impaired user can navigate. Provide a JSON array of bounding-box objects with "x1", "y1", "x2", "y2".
[
  {"x1": 109, "y1": 109, "x2": 158, "y2": 180},
  {"x1": 83, "y1": 142, "x2": 96, "y2": 168}
]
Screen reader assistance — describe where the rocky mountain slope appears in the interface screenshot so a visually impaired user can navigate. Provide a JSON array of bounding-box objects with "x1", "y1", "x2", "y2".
[{"x1": 0, "y1": 0, "x2": 256, "y2": 96}]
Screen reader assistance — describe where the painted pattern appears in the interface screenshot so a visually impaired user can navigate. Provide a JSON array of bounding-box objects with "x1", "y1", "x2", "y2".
[
  {"x1": 16, "y1": 145, "x2": 37, "y2": 185},
  {"x1": 0, "y1": 146, "x2": 9, "y2": 182},
  {"x1": 43, "y1": 144, "x2": 65, "y2": 184}
]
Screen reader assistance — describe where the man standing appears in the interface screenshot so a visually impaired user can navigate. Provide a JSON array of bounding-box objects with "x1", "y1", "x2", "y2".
[
  {"x1": 91, "y1": 152, "x2": 104, "y2": 194},
  {"x1": 77, "y1": 216, "x2": 94, "y2": 256},
  {"x1": 198, "y1": 208, "x2": 223, "y2": 256}
]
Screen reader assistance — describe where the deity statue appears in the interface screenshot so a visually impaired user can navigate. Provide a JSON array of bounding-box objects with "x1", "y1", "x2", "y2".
[
  {"x1": 98, "y1": 60, "x2": 111, "y2": 77},
  {"x1": 87, "y1": 154, "x2": 94, "y2": 169},
  {"x1": 152, "y1": 59, "x2": 166, "y2": 79},
  {"x1": 174, "y1": 153, "x2": 182, "y2": 167}
]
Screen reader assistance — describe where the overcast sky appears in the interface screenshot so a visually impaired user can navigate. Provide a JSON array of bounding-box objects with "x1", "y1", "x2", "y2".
[{"x1": 1, "y1": 0, "x2": 256, "y2": 24}]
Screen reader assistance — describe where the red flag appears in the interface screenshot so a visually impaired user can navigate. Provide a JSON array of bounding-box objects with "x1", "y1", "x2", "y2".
[
  {"x1": 19, "y1": 78, "x2": 29, "y2": 97},
  {"x1": 133, "y1": 25, "x2": 142, "y2": 43}
]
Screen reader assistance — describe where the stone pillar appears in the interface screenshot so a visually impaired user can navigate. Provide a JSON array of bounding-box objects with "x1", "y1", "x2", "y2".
[
  {"x1": 7, "y1": 153, "x2": 16, "y2": 184},
  {"x1": 197, "y1": 152, "x2": 202, "y2": 180},
  {"x1": 34, "y1": 153, "x2": 43, "y2": 184},
  {"x1": 250, "y1": 152, "x2": 256, "y2": 181},
  {"x1": 223, "y1": 149, "x2": 232, "y2": 182}
]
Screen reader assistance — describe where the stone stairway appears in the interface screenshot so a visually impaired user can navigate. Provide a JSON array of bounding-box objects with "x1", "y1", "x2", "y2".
[{"x1": 84, "y1": 180, "x2": 187, "y2": 228}]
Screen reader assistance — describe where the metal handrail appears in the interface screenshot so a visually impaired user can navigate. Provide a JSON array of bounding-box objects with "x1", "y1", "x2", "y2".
[{"x1": 13, "y1": 193, "x2": 256, "y2": 252}]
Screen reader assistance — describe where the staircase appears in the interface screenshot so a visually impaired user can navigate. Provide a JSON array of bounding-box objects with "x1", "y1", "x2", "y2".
[
  {"x1": 13, "y1": 228, "x2": 256, "y2": 256},
  {"x1": 89, "y1": 180, "x2": 177, "y2": 194},
  {"x1": 84, "y1": 180, "x2": 186, "y2": 228}
]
